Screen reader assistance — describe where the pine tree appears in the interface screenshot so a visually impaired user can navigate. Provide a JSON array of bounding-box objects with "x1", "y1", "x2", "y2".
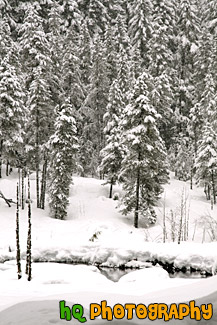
[
  {"x1": 120, "y1": 72, "x2": 169, "y2": 228},
  {"x1": 48, "y1": 100, "x2": 78, "y2": 220},
  {"x1": 175, "y1": 0, "x2": 200, "y2": 125},
  {"x1": 195, "y1": 121, "x2": 217, "y2": 205},
  {"x1": 128, "y1": 0, "x2": 152, "y2": 67},
  {"x1": 99, "y1": 80, "x2": 124, "y2": 198},
  {"x1": 203, "y1": 0, "x2": 217, "y2": 35},
  {"x1": 26, "y1": 66, "x2": 52, "y2": 208},
  {"x1": 148, "y1": 0, "x2": 175, "y2": 78},
  {"x1": 87, "y1": 0, "x2": 109, "y2": 35},
  {"x1": 0, "y1": 54, "x2": 25, "y2": 178},
  {"x1": 174, "y1": 137, "x2": 194, "y2": 182},
  {"x1": 87, "y1": 35, "x2": 110, "y2": 176},
  {"x1": 47, "y1": 1, "x2": 64, "y2": 106},
  {"x1": 19, "y1": 4, "x2": 54, "y2": 208},
  {"x1": 150, "y1": 72, "x2": 174, "y2": 148}
]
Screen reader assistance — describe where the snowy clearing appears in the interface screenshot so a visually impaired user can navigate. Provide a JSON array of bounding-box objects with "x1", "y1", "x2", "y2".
[{"x1": 0, "y1": 169, "x2": 217, "y2": 323}]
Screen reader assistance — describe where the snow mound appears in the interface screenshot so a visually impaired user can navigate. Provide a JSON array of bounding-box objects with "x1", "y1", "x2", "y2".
[{"x1": 119, "y1": 267, "x2": 169, "y2": 284}]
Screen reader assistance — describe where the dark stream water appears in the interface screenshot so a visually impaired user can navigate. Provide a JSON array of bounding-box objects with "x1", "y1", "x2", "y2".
[{"x1": 98, "y1": 266, "x2": 209, "y2": 282}]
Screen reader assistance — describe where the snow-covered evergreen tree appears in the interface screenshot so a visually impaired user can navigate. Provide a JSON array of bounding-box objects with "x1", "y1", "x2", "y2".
[
  {"x1": 99, "y1": 80, "x2": 124, "y2": 198},
  {"x1": 47, "y1": 1, "x2": 64, "y2": 106},
  {"x1": 175, "y1": 0, "x2": 200, "y2": 122},
  {"x1": 0, "y1": 54, "x2": 25, "y2": 178},
  {"x1": 26, "y1": 66, "x2": 52, "y2": 208},
  {"x1": 87, "y1": 35, "x2": 110, "y2": 176},
  {"x1": 174, "y1": 137, "x2": 194, "y2": 182},
  {"x1": 195, "y1": 121, "x2": 217, "y2": 205},
  {"x1": 148, "y1": 0, "x2": 175, "y2": 77},
  {"x1": 150, "y1": 72, "x2": 174, "y2": 148},
  {"x1": 120, "y1": 72, "x2": 169, "y2": 228},
  {"x1": 128, "y1": 0, "x2": 152, "y2": 66},
  {"x1": 87, "y1": 0, "x2": 109, "y2": 34},
  {"x1": 194, "y1": 69, "x2": 217, "y2": 204},
  {"x1": 19, "y1": 4, "x2": 54, "y2": 208},
  {"x1": 48, "y1": 100, "x2": 78, "y2": 220}
]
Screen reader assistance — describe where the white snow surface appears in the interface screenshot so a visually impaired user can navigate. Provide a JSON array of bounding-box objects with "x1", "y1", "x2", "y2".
[{"x1": 0, "y1": 167, "x2": 217, "y2": 323}]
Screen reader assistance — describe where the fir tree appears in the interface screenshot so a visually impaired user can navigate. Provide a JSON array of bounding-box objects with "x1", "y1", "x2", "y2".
[
  {"x1": 0, "y1": 54, "x2": 25, "y2": 178},
  {"x1": 87, "y1": 35, "x2": 110, "y2": 176},
  {"x1": 26, "y1": 66, "x2": 52, "y2": 208},
  {"x1": 47, "y1": 1, "x2": 64, "y2": 106},
  {"x1": 120, "y1": 72, "x2": 169, "y2": 228},
  {"x1": 148, "y1": 0, "x2": 175, "y2": 78},
  {"x1": 87, "y1": 0, "x2": 109, "y2": 35},
  {"x1": 128, "y1": 0, "x2": 152, "y2": 67},
  {"x1": 195, "y1": 121, "x2": 217, "y2": 205},
  {"x1": 19, "y1": 4, "x2": 53, "y2": 208},
  {"x1": 48, "y1": 100, "x2": 78, "y2": 220},
  {"x1": 99, "y1": 80, "x2": 124, "y2": 198},
  {"x1": 175, "y1": 0, "x2": 200, "y2": 123}
]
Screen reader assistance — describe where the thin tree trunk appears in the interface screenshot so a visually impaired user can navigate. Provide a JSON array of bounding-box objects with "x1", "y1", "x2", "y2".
[
  {"x1": 21, "y1": 168, "x2": 25, "y2": 210},
  {"x1": 26, "y1": 173, "x2": 32, "y2": 281},
  {"x1": 16, "y1": 182, "x2": 22, "y2": 280},
  {"x1": 18, "y1": 167, "x2": 21, "y2": 206},
  {"x1": 163, "y1": 194, "x2": 166, "y2": 243},
  {"x1": 109, "y1": 177, "x2": 113, "y2": 199},
  {"x1": 190, "y1": 167, "x2": 193, "y2": 190},
  {"x1": 211, "y1": 169, "x2": 216, "y2": 205},
  {"x1": 6, "y1": 160, "x2": 9, "y2": 176},
  {"x1": 178, "y1": 188, "x2": 185, "y2": 244},
  {"x1": 134, "y1": 152, "x2": 141, "y2": 228},
  {"x1": 40, "y1": 157, "x2": 47, "y2": 209},
  {"x1": 0, "y1": 140, "x2": 3, "y2": 178},
  {"x1": 36, "y1": 109, "x2": 40, "y2": 208}
]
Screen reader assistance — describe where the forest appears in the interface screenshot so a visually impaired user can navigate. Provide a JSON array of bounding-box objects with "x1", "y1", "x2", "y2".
[{"x1": 0, "y1": 0, "x2": 216, "y2": 227}]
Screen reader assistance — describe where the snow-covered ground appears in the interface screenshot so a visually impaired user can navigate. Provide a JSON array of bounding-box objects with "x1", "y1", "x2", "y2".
[{"x1": 0, "y1": 168, "x2": 217, "y2": 323}]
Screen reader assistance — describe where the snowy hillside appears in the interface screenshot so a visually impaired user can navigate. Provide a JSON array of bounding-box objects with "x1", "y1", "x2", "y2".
[{"x1": 0, "y1": 170, "x2": 217, "y2": 323}]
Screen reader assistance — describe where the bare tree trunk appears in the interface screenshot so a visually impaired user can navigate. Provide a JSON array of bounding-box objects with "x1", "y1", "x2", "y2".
[
  {"x1": 163, "y1": 194, "x2": 167, "y2": 243},
  {"x1": 0, "y1": 140, "x2": 3, "y2": 178},
  {"x1": 204, "y1": 183, "x2": 211, "y2": 200},
  {"x1": 26, "y1": 173, "x2": 32, "y2": 281},
  {"x1": 134, "y1": 152, "x2": 141, "y2": 228},
  {"x1": 16, "y1": 183, "x2": 22, "y2": 280},
  {"x1": 211, "y1": 169, "x2": 216, "y2": 205},
  {"x1": 36, "y1": 109, "x2": 40, "y2": 208},
  {"x1": 18, "y1": 168, "x2": 21, "y2": 206},
  {"x1": 109, "y1": 177, "x2": 113, "y2": 199},
  {"x1": 21, "y1": 168, "x2": 25, "y2": 210},
  {"x1": 6, "y1": 160, "x2": 9, "y2": 176},
  {"x1": 40, "y1": 157, "x2": 48, "y2": 209},
  {"x1": 190, "y1": 167, "x2": 193, "y2": 190},
  {"x1": 178, "y1": 188, "x2": 185, "y2": 244}
]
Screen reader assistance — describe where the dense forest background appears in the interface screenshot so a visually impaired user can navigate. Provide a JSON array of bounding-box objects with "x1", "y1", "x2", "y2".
[{"x1": 0, "y1": 0, "x2": 216, "y2": 224}]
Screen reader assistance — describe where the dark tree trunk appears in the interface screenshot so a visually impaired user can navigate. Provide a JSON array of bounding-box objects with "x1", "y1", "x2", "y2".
[
  {"x1": 204, "y1": 183, "x2": 210, "y2": 200},
  {"x1": 26, "y1": 173, "x2": 32, "y2": 281},
  {"x1": 211, "y1": 170, "x2": 216, "y2": 205},
  {"x1": 134, "y1": 152, "x2": 141, "y2": 228},
  {"x1": 18, "y1": 168, "x2": 21, "y2": 206},
  {"x1": 190, "y1": 167, "x2": 193, "y2": 190},
  {"x1": 109, "y1": 177, "x2": 113, "y2": 199},
  {"x1": 40, "y1": 157, "x2": 48, "y2": 209},
  {"x1": 36, "y1": 109, "x2": 40, "y2": 208},
  {"x1": 0, "y1": 140, "x2": 3, "y2": 178},
  {"x1": 16, "y1": 182, "x2": 22, "y2": 279},
  {"x1": 21, "y1": 168, "x2": 25, "y2": 210},
  {"x1": 6, "y1": 160, "x2": 9, "y2": 176}
]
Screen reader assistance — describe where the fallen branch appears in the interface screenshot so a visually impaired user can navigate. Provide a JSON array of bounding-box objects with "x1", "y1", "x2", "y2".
[{"x1": 0, "y1": 190, "x2": 17, "y2": 207}]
